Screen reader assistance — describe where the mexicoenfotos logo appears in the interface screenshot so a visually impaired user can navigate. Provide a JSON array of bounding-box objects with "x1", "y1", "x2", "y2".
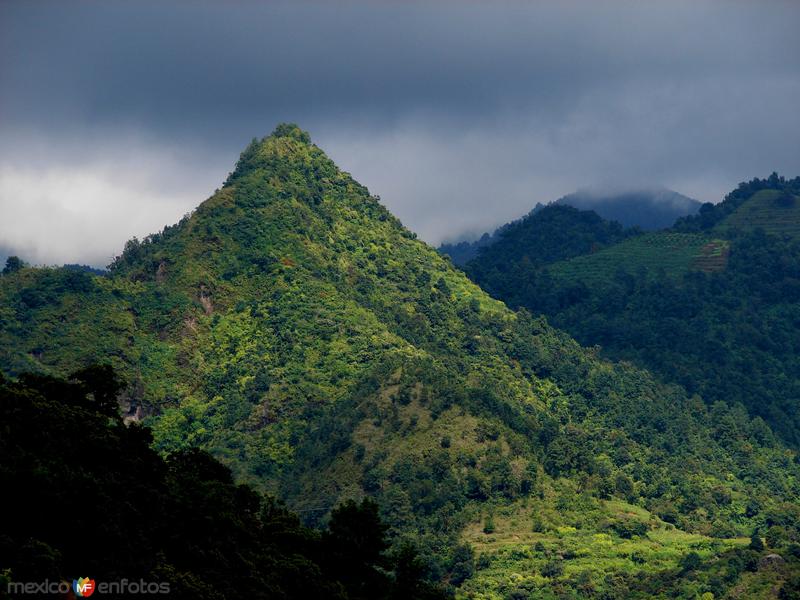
[
  {"x1": 73, "y1": 577, "x2": 96, "y2": 597},
  {"x1": 6, "y1": 577, "x2": 169, "y2": 595}
]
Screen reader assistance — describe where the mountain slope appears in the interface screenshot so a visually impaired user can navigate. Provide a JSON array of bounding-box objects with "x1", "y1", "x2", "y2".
[
  {"x1": 2, "y1": 128, "x2": 799, "y2": 597},
  {"x1": 461, "y1": 205, "x2": 646, "y2": 303},
  {"x1": 544, "y1": 232, "x2": 730, "y2": 290},
  {"x1": 715, "y1": 188, "x2": 800, "y2": 238},
  {"x1": 439, "y1": 188, "x2": 699, "y2": 265},
  {"x1": 464, "y1": 174, "x2": 800, "y2": 449},
  {"x1": 0, "y1": 368, "x2": 445, "y2": 600},
  {"x1": 674, "y1": 173, "x2": 800, "y2": 235}
]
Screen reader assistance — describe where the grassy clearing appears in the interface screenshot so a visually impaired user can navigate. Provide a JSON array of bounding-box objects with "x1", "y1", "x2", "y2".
[{"x1": 457, "y1": 489, "x2": 747, "y2": 599}]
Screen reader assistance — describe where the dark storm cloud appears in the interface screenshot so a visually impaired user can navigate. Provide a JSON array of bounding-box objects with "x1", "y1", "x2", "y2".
[{"x1": 1, "y1": 1, "x2": 799, "y2": 265}]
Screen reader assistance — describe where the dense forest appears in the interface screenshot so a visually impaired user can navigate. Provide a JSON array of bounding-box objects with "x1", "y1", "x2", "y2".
[
  {"x1": 0, "y1": 366, "x2": 445, "y2": 599},
  {"x1": 464, "y1": 175, "x2": 800, "y2": 448},
  {"x1": 2, "y1": 127, "x2": 800, "y2": 598},
  {"x1": 455, "y1": 204, "x2": 638, "y2": 274}
]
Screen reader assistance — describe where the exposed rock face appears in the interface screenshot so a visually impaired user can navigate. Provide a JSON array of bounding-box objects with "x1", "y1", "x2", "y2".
[
  {"x1": 199, "y1": 287, "x2": 213, "y2": 315},
  {"x1": 758, "y1": 553, "x2": 785, "y2": 571}
]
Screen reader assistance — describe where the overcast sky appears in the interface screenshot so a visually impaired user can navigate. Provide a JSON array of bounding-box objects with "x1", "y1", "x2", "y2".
[{"x1": 1, "y1": 1, "x2": 799, "y2": 267}]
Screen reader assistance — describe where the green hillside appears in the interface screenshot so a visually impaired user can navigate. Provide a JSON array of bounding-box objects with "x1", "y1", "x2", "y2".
[
  {"x1": 548, "y1": 233, "x2": 729, "y2": 287},
  {"x1": 716, "y1": 188, "x2": 800, "y2": 237},
  {"x1": 530, "y1": 178, "x2": 800, "y2": 290},
  {"x1": 464, "y1": 174, "x2": 800, "y2": 451},
  {"x1": 2, "y1": 128, "x2": 800, "y2": 598},
  {"x1": 448, "y1": 203, "x2": 636, "y2": 272},
  {"x1": 514, "y1": 177, "x2": 800, "y2": 293}
]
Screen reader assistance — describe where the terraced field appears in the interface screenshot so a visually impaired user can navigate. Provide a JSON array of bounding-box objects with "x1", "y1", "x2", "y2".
[
  {"x1": 716, "y1": 189, "x2": 800, "y2": 237},
  {"x1": 692, "y1": 239, "x2": 730, "y2": 272},
  {"x1": 547, "y1": 232, "x2": 729, "y2": 286},
  {"x1": 533, "y1": 186, "x2": 800, "y2": 289}
]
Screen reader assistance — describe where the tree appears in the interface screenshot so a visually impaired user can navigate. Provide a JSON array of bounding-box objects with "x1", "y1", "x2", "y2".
[
  {"x1": 70, "y1": 364, "x2": 125, "y2": 418},
  {"x1": 614, "y1": 473, "x2": 635, "y2": 500},
  {"x1": 448, "y1": 544, "x2": 475, "y2": 587},
  {"x1": 2, "y1": 256, "x2": 22, "y2": 275},
  {"x1": 779, "y1": 575, "x2": 800, "y2": 600},
  {"x1": 749, "y1": 531, "x2": 764, "y2": 552},
  {"x1": 745, "y1": 498, "x2": 761, "y2": 518},
  {"x1": 541, "y1": 560, "x2": 564, "y2": 578},
  {"x1": 483, "y1": 514, "x2": 495, "y2": 534},
  {"x1": 765, "y1": 526, "x2": 784, "y2": 548},
  {"x1": 391, "y1": 543, "x2": 428, "y2": 599},
  {"x1": 324, "y1": 498, "x2": 390, "y2": 599},
  {"x1": 680, "y1": 551, "x2": 702, "y2": 573}
]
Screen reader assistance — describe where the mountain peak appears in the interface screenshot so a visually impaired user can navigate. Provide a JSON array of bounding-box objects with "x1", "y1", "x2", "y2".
[
  {"x1": 224, "y1": 123, "x2": 315, "y2": 185},
  {"x1": 270, "y1": 122, "x2": 312, "y2": 144},
  {"x1": 110, "y1": 123, "x2": 388, "y2": 279},
  {"x1": 556, "y1": 187, "x2": 701, "y2": 230}
]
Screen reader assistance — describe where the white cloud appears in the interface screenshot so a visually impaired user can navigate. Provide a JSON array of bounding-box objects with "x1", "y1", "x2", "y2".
[{"x1": 0, "y1": 138, "x2": 225, "y2": 267}]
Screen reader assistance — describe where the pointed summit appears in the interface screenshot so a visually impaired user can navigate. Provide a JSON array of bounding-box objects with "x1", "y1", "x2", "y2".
[
  {"x1": 225, "y1": 123, "x2": 314, "y2": 185},
  {"x1": 270, "y1": 122, "x2": 312, "y2": 143},
  {"x1": 108, "y1": 122, "x2": 397, "y2": 282}
]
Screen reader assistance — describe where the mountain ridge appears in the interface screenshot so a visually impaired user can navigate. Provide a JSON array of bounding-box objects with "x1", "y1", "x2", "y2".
[{"x1": 439, "y1": 187, "x2": 700, "y2": 265}]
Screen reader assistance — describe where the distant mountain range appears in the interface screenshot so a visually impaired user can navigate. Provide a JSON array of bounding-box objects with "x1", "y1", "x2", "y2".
[{"x1": 439, "y1": 187, "x2": 701, "y2": 265}]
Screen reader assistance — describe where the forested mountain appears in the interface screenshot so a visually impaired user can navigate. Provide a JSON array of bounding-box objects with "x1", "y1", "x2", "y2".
[
  {"x1": 439, "y1": 188, "x2": 699, "y2": 265},
  {"x1": 458, "y1": 204, "x2": 639, "y2": 276},
  {"x1": 465, "y1": 174, "x2": 800, "y2": 449},
  {"x1": 2, "y1": 128, "x2": 799, "y2": 598}
]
